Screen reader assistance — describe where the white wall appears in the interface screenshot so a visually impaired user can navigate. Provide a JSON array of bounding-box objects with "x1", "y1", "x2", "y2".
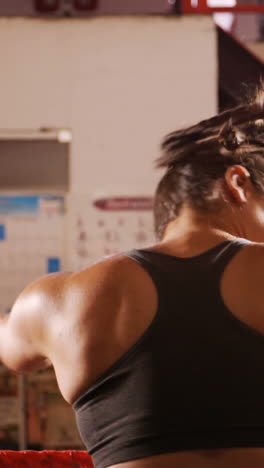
[{"x1": 0, "y1": 15, "x2": 217, "y2": 266}]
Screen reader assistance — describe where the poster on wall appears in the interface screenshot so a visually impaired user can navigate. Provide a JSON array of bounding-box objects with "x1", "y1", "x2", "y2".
[
  {"x1": 26, "y1": 370, "x2": 83, "y2": 449},
  {"x1": 0, "y1": 194, "x2": 67, "y2": 449},
  {"x1": 69, "y1": 194, "x2": 156, "y2": 271},
  {"x1": 0, "y1": 194, "x2": 65, "y2": 318}
]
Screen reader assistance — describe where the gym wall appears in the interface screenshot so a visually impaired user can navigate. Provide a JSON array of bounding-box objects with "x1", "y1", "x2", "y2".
[
  {"x1": 0, "y1": 13, "x2": 217, "y2": 449},
  {"x1": 0, "y1": 15, "x2": 217, "y2": 269}
]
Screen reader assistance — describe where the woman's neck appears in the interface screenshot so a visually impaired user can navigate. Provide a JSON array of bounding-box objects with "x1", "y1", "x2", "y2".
[{"x1": 160, "y1": 205, "x2": 245, "y2": 251}]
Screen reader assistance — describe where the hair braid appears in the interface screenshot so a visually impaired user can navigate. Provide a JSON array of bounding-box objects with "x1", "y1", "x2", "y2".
[{"x1": 154, "y1": 86, "x2": 264, "y2": 240}]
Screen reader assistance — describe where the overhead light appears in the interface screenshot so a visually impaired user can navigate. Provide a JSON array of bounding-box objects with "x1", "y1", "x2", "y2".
[
  {"x1": 34, "y1": 0, "x2": 60, "y2": 12},
  {"x1": 73, "y1": 0, "x2": 97, "y2": 11},
  {"x1": 214, "y1": 12, "x2": 234, "y2": 31},
  {"x1": 57, "y1": 129, "x2": 72, "y2": 143},
  {"x1": 207, "y1": 0, "x2": 236, "y2": 7}
]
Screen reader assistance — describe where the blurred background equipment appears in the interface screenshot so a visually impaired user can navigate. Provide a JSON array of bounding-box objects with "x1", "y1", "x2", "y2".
[
  {"x1": 33, "y1": 0, "x2": 98, "y2": 13},
  {"x1": 0, "y1": 451, "x2": 94, "y2": 467},
  {"x1": 34, "y1": 0, "x2": 60, "y2": 13},
  {"x1": 73, "y1": 0, "x2": 98, "y2": 11},
  {"x1": 0, "y1": 0, "x2": 175, "y2": 15}
]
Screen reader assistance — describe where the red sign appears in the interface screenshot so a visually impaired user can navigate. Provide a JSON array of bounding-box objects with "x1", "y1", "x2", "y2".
[
  {"x1": 93, "y1": 197, "x2": 153, "y2": 211},
  {"x1": 182, "y1": 0, "x2": 264, "y2": 13}
]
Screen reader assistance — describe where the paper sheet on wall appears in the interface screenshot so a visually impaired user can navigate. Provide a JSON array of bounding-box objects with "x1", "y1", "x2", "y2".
[
  {"x1": 68, "y1": 194, "x2": 156, "y2": 271},
  {"x1": 0, "y1": 397, "x2": 19, "y2": 427},
  {"x1": 26, "y1": 370, "x2": 83, "y2": 448},
  {"x1": 0, "y1": 195, "x2": 65, "y2": 317}
]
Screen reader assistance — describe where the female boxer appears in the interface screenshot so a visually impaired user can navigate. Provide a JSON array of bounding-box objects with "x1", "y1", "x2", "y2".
[{"x1": 2, "y1": 89, "x2": 264, "y2": 468}]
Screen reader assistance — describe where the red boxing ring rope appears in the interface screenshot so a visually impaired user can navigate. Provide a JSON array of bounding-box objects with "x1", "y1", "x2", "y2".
[{"x1": 0, "y1": 451, "x2": 94, "y2": 467}]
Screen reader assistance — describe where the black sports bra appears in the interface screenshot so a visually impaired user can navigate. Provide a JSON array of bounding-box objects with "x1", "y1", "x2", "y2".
[{"x1": 73, "y1": 239, "x2": 264, "y2": 468}]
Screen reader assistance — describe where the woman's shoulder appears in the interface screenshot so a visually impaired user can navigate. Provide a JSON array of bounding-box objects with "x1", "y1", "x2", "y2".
[{"x1": 220, "y1": 240, "x2": 264, "y2": 335}]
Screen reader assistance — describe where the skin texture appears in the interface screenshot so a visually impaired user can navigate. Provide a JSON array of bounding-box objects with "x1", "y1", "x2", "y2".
[{"x1": 2, "y1": 165, "x2": 264, "y2": 467}]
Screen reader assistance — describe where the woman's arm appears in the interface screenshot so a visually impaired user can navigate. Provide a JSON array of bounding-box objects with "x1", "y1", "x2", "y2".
[{"x1": 0, "y1": 272, "x2": 72, "y2": 373}]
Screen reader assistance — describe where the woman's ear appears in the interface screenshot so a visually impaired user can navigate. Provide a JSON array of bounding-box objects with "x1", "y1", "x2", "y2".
[{"x1": 224, "y1": 165, "x2": 251, "y2": 204}]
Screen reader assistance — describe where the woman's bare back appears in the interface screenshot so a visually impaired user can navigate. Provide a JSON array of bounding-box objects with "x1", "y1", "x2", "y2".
[
  {"x1": 107, "y1": 238, "x2": 264, "y2": 468},
  {"x1": 109, "y1": 448, "x2": 264, "y2": 468}
]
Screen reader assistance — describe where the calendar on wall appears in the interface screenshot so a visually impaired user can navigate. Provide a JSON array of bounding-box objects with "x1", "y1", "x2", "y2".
[
  {"x1": 68, "y1": 194, "x2": 156, "y2": 271},
  {"x1": 0, "y1": 194, "x2": 65, "y2": 317},
  {"x1": 0, "y1": 193, "x2": 75, "y2": 451}
]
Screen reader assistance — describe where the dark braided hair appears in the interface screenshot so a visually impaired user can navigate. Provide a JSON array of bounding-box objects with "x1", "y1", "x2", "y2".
[{"x1": 154, "y1": 87, "x2": 264, "y2": 240}]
